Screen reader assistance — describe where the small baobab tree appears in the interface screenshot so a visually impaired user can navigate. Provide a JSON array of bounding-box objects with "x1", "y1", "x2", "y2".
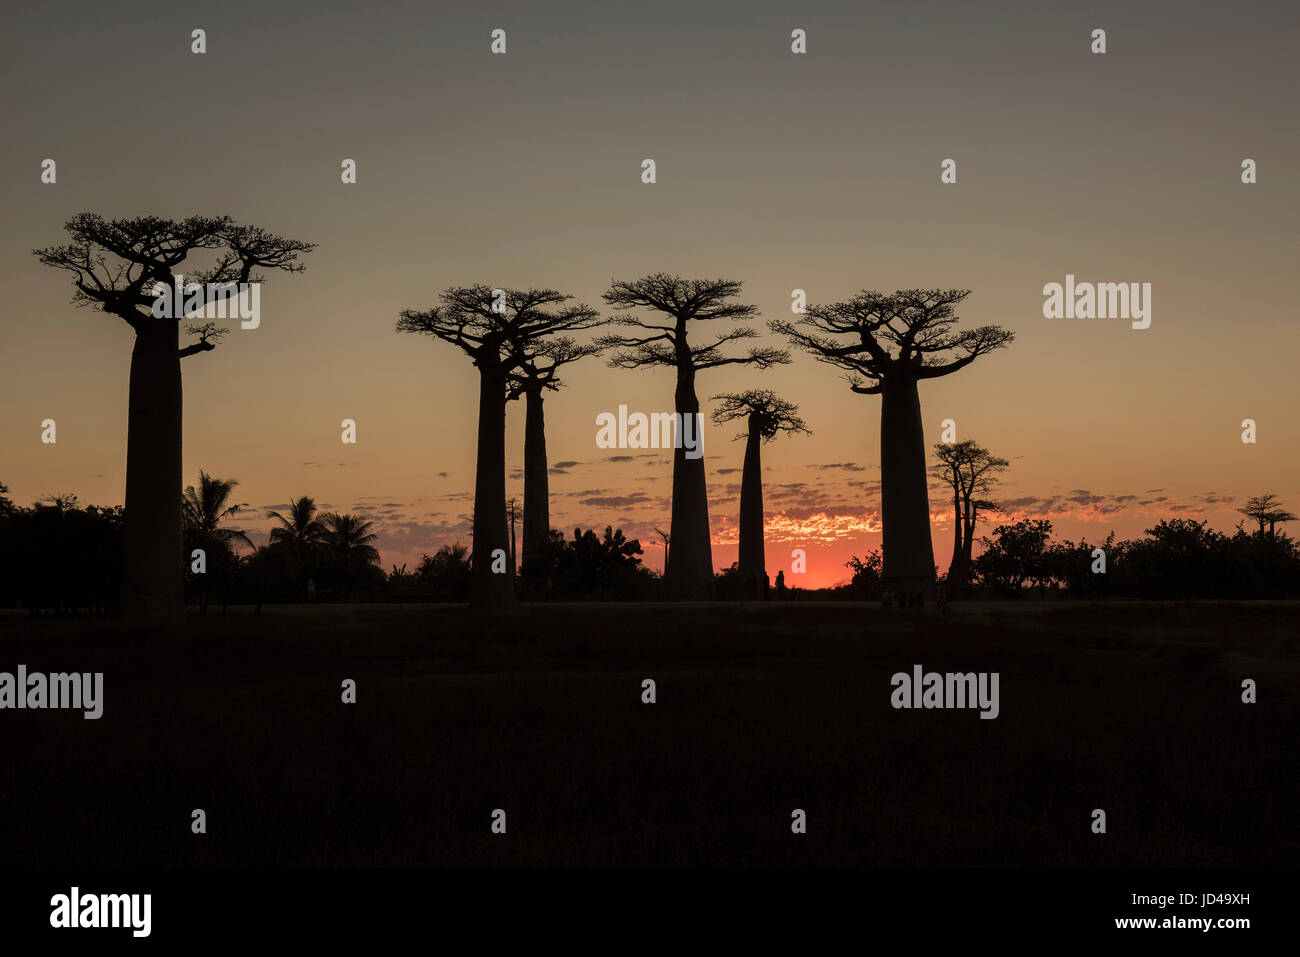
[
  {"x1": 599, "y1": 274, "x2": 789, "y2": 599},
  {"x1": 930, "y1": 439, "x2": 1008, "y2": 595},
  {"x1": 774, "y1": 289, "x2": 1013, "y2": 601},
  {"x1": 1239, "y1": 494, "x2": 1297, "y2": 538},
  {"x1": 397, "y1": 287, "x2": 602, "y2": 608},
  {"x1": 506, "y1": 337, "x2": 602, "y2": 585},
  {"x1": 35, "y1": 214, "x2": 314, "y2": 616},
  {"x1": 710, "y1": 390, "x2": 809, "y2": 599}
]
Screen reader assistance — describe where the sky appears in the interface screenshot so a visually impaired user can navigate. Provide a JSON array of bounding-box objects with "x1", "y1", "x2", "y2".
[{"x1": 2, "y1": 0, "x2": 1297, "y2": 587}]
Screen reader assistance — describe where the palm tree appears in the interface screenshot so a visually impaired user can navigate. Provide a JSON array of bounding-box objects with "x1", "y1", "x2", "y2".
[
  {"x1": 181, "y1": 471, "x2": 252, "y2": 615},
  {"x1": 320, "y1": 512, "x2": 381, "y2": 599},
  {"x1": 181, "y1": 471, "x2": 253, "y2": 550},
  {"x1": 266, "y1": 495, "x2": 327, "y2": 600},
  {"x1": 267, "y1": 496, "x2": 327, "y2": 549},
  {"x1": 321, "y1": 512, "x2": 380, "y2": 564}
]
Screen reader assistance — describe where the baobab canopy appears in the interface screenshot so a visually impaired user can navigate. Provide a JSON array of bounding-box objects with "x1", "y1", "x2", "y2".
[{"x1": 773, "y1": 289, "x2": 1013, "y2": 603}]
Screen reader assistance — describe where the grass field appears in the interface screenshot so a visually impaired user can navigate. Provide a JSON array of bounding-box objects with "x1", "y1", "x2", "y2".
[{"x1": 1, "y1": 600, "x2": 1295, "y2": 867}]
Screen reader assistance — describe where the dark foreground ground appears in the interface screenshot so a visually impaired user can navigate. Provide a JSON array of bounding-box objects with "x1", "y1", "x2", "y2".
[{"x1": 1, "y1": 601, "x2": 1295, "y2": 867}]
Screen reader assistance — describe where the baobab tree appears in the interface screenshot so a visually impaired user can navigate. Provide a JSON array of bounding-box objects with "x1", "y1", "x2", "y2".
[
  {"x1": 930, "y1": 439, "x2": 1008, "y2": 595},
  {"x1": 711, "y1": 390, "x2": 809, "y2": 599},
  {"x1": 35, "y1": 214, "x2": 314, "y2": 616},
  {"x1": 506, "y1": 337, "x2": 601, "y2": 586},
  {"x1": 774, "y1": 289, "x2": 1013, "y2": 602},
  {"x1": 396, "y1": 286, "x2": 601, "y2": 608},
  {"x1": 599, "y1": 274, "x2": 789, "y2": 599},
  {"x1": 1239, "y1": 494, "x2": 1297, "y2": 537}
]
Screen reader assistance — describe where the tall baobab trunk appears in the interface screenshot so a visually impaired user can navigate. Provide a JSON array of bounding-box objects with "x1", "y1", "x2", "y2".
[
  {"x1": 122, "y1": 321, "x2": 184, "y2": 617},
  {"x1": 960, "y1": 498, "x2": 977, "y2": 583},
  {"x1": 879, "y1": 376, "x2": 936, "y2": 601},
  {"x1": 737, "y1": 413, "x2": 768, "y2": 599},
  {"x1": 471, "y1": 360, "x2": 514, "y2": 608},
  {"x1": 521, "y1": 385, "x2": 549, "y2": 583},
  {"x1": 947, "y1": 482, "x2": 967, "y2": 593},
  {"x1": 667, "y1": 359, "x2": 713, "y2": 599}
]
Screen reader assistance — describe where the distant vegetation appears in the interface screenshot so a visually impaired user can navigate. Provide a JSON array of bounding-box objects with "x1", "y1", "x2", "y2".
[{"x1": 2, "y1": 478, "x2": 1296, "y2": 613}]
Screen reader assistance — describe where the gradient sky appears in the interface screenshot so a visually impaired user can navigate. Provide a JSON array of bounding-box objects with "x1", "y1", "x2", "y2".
[{"x1": 3, "y1": 0, "x2": 1297, "y2": 587}]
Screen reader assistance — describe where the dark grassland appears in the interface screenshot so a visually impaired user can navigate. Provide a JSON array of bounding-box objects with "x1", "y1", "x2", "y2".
[{"x1": 1, "y1": 601, "x2": 1295, "y2": 867}]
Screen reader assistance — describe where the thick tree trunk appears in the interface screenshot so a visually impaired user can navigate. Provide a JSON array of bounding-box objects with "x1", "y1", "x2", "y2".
[
  {"x1": 666, "y1": 361, "x2": 713, "y2": 599},
  {"x1": 521, "y1": 386, "x2": 549, "y2": 584},
  {"x1": 470, "y1": 362, "x2": 514, "y2": 608},
  {"x1": 736, "y1": 416, "x2": 768, "y2": 599},
  {"x1": 879, "y1": 375, "x2": 936, "y2": 601},
  {"x1": 122, "y1": 321, "x2": 184, "y2": 617}
]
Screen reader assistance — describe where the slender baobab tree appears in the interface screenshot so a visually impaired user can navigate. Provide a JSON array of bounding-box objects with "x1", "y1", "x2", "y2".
[
  {"x1": 774, "y1": 289, "x2": 1013, "y2": 601},
  {"x1": 653, "y1": 528, "x2": 671, "y2": 578},
  {"x1": 35, "y1": 214, "x2": 314, "y2": 616},
  {"x1": 506, "y1": 337, "x2": 601, "y2": 585},
  {"x1": 930, "y1": 439, "x2": 1008, "y2": 595},
  {"x1": 1239, "y1": 494, "x2": 1298, "y2": 537},
  {"x1": 506, "y1": 497, "x2": 519, "y2": 576},
  {"x1": 711, "y1": 390, "x2": 809, "y2": 599},
  {"x1": 397, "y1": 287, "x2": 601, "y2": 608},
  {"x1": 600, "y1": 274, "x2": 788, "y2": 599}
]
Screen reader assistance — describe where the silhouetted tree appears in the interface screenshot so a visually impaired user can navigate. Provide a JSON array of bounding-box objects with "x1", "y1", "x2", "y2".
[
  {"x1": 930, "y1": 439, "x2": 1008, "y2": 595},
  {"x1": 320, "y1": 512, "x2": 382, "y2": 598},
  {"x1": 506, "y1": 497, "x2": 519, "y2": 577},
  {"x1": 844, "y1": 549, "x2": 885, "y2": 600},
  {"x1": 547, "y1": 526, "x2": 654, "y2": 600},
  {"x1": 2, "y1": 494, "x2": 122, "y2": 614},
  {"x1": 972, "y1": 518, "x2": 1054, "y2": 597},
  {"x1": 506, "y1": 338, "x2": 601, "y2": 585},
  {"x1": 397, "y1": 287, "x2": 601, "y2": 608},
  {"x1": 711, "y1": 390, "x2": 809, "y2": 599},
  {"x1": 268, "y1": 496, "x2": 326, "y2": 550},
  {"x1": 35, "y1": 214, "x2": 313, "y2": 616},
  {"x1": 182, "y1": 472, "x2": 253, "y2": 548},
  {"x1": 600, "y1": 274, "x2": 789, "y2": 599},
  {"x1": 416, "y1": 543, "x2": 473, "y2": 601},
  {"x1": 653, "y1": 527, "x2": 671, "y2": 578},
  {"x1": 1239, "y1": 494, "x2": 1297, "y2": 537},
  {"x1": 267, "y1": 495, "x2": 326, "y2": 599},
  {"x1": 321, "y1": 513, "x2": 380, "y2": 563},
  {"x1": 182, "y1": 471, "x2": 253, "y2": 614},
  {"x1": 774, "y1": 289, "x2": 1012, "y2": 601}
]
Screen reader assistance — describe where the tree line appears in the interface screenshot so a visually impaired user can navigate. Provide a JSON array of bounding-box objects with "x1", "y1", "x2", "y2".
[
  {"x1": 4, "y1": 476, "x2": 1296, "y2": 614},
  {"x1": 34, "y1": 212, "x2": 1290, "y2": 615}
]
